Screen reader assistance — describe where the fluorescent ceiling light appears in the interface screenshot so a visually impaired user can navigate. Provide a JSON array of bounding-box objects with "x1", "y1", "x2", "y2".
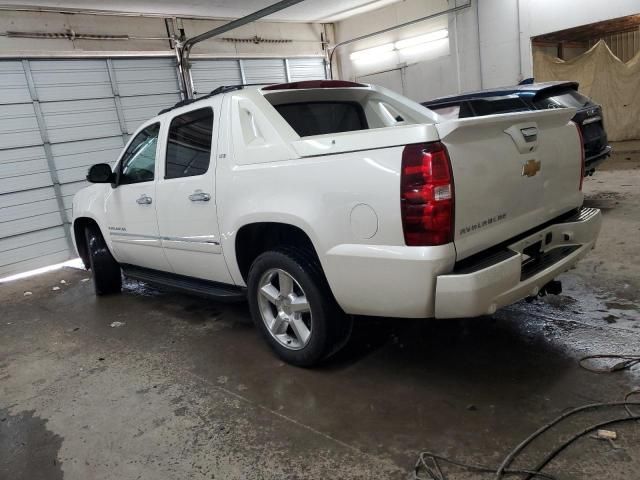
[
  {"x1": 394, "y1": 29, "x2": 448, "y2": 50},
  {"x1": 350, "y1": 43, "x2": 395, "y2": 61},
  {"x1": 349, "y1": 30, "x2": 449, "y2": 64},
  {"x1": 398, "y1": 37, "x2": 449, "y2": 57}
]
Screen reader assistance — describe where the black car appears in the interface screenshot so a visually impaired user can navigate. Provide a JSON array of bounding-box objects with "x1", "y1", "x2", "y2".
[{"x1": 422, "y1": 81, "x2": 610, "y2": 175}]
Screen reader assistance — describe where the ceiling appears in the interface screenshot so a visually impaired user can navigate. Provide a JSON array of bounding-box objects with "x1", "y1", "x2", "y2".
[{"x1": 0, "y1": 0, "x2": 402, "y2": 22}]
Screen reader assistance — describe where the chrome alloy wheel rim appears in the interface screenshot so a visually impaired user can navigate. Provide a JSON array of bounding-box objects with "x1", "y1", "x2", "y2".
[{"x1": 257, "y1": 268, "x2": 312, "y2": 350}]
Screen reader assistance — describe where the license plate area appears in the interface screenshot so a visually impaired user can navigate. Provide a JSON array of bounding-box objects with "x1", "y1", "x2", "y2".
[
  {"x1": 520, "y1": 245, "x2": 580, "y2": 281},
  {"x1": 521, "y1": 240, "x2": 543, "y2": 265}
]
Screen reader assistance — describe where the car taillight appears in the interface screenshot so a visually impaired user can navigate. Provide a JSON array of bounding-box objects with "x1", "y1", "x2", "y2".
[
  {"x1": 400, "y1": 142, "x2": 454, "y2": 246},
  {"x1": 574, "y1": 121, "x2": 585, "y2": 189}
]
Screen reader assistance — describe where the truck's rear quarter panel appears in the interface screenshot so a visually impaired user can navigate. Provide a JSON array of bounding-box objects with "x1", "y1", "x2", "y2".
[{"x1": 218, "y1": 121, "x2": 454, "y2": 317}]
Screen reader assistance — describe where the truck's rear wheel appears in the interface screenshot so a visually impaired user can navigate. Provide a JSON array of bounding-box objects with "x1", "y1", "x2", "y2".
[
  {"x1": 84, "y1": 224, "x2": 122, "y2": 295},
  {"x1": 247, "y1": 248, "x2": 349, "y2": 367}
]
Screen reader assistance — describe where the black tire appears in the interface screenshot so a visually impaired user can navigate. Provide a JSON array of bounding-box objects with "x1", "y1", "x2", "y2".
[
  {"x1": 247, "y1": 247, "x2": 350, "y2": 367},
  {"x1": 84, "y1": 224, "x2": 122, "y2": 295}
]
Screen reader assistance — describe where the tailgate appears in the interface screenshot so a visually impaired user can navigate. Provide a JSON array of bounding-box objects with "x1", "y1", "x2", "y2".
[{"x1": 436, "y1": 109, "x2": 583, "y2": 260}]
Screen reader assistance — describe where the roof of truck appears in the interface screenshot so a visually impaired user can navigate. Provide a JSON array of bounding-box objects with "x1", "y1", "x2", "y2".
[{"x1": 158, "y1": 80, "x2": 369, "y2": 115}]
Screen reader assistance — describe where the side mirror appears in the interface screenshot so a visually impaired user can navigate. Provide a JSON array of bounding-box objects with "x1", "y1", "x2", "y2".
[{"x1": 87, "y1": 163, "x2": 113, "y2": 183}]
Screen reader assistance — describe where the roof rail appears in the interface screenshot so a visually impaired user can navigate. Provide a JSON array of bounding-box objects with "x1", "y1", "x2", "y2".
[
  {"x1": 158, "y1": 98, "x2": 199, "y2": 115},
  {"x1": 157, "y1": 84, "x2": 263, "y2": 115},
  {"x1": 158, "y1": 80, "x2": 368, "y2": 115}
]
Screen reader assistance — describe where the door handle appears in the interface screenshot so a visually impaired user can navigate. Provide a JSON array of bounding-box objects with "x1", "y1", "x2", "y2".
[
  {"x1": 136, "y1": 194, "x2": 152, "y2": 205},
  {"x1": 189, "y1": 190, "x2": 211, "y2": 202}
]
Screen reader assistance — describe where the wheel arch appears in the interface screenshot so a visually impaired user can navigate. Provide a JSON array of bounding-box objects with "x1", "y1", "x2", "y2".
[
  {"x1": 234, "y1": 222, "x2": 322, "y2": 284},
  {"x1": 72, "y1": 216, "x2": 101, "y2": 269}
]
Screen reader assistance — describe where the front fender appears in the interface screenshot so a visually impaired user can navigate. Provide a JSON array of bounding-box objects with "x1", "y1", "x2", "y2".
[{"x1": 72, "y1": 184, "x2": 112, "y2": 253}]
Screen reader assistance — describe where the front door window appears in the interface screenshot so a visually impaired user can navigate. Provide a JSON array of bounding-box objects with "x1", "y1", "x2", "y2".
[{"x1": 119, "y1": 123, "x2": 160, "y2": 185}]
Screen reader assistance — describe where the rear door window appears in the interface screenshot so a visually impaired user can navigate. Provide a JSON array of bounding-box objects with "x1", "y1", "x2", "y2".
[
  {"x1": 274, "y1": 101, "x2": 368, "y2": 137},
  {"x1": 165, "y1": 107, "x2": 214, "y2": 179}
]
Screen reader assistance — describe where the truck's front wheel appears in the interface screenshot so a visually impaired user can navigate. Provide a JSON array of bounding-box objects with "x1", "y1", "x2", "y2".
[
  {"x1": 84, "y1": 224, "x2": 122, "y2": 295},
  {"x1": 247, "y1": 249, "x2": 349, "y2": 367}
]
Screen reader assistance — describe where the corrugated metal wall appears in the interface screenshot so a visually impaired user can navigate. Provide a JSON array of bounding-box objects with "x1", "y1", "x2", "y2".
[
  {"x1": 1, "y1": 60, "x2": 72, "y2": 276},
  {"x1": 0, "y1": 57, "x2": 180, "y2": 277},
  {"x1": 190, "y1": 57, "x2": 326, "y2": 96},
  {"x1": 287, "y1": 57, "x2": 327, "y2": 82},
  {"x1": 191, "y1": 59, "x2": 243, "y2": 96},
  {"x1": 589, "y1": 28, "x2": 640, "y2": 63},
  {"x1": 0, "y1": 55, "x2": 326, "y2": 277}
]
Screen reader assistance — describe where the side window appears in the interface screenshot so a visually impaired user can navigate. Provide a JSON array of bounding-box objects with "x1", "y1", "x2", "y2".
[
  {"x1": 165, "y1": 107, "x2": 214, "y2": 179},
  {"x1": 119, "y1": 123, "x2": 160, "y2": 185}
]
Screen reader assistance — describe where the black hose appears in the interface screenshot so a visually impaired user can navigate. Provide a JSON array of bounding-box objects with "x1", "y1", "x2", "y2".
[
  {"x1": 523, "y1": 415, "x2": 640, "y2": 480},
  {"x1": 415, "y1": 353, "x2": 640, "y2": 480},
  {"x1": 414, "y1": 451, "x2": 558, "y2": 479},
  {"x1": 624, "y1": 389, "x2": 640, "y2": 418},
  {"x1": 578, "y1": 354, "x2": 640, "y2": 374},
  {"x1": 415, "y1": 403, "x2": 640, "y2": 480},
  {"x1": 495, "y1": 401, "x2": 640, "y2": 478}
]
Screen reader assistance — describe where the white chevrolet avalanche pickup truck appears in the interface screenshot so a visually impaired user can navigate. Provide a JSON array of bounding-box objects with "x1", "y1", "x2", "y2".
[{"x1": 72, "y1": 80, "x2": 601, "y2": 366}]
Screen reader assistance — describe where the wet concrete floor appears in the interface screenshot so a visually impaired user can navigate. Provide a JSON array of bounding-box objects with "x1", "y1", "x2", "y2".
[{"x1": 1, "y1": 151, "x2": 639, "y2": 479}]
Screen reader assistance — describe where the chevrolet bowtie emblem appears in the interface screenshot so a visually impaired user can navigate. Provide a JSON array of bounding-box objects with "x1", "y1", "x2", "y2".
[{"x1": 522, "y1": 159, "x2": 541, "y2": 177}]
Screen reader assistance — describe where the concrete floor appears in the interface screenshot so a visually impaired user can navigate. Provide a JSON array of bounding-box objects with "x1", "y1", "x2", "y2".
[{"x1": 1, "y1": 150, "x2": 639, "y2": 480}]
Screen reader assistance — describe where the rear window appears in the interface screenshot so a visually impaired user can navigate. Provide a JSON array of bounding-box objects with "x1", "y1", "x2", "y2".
[
  {"x1": 427, "y1": 97, "x2": 530, "y2": 119},
  {"x1": 468, "y1": 97, "x2": 530, "y2": 116},
  {"x1": 274, "y1": 101, "x2": 368, "y2": 137},
  {"x1": 534, "y1": 89, "x2": 590, "y2": 109}
]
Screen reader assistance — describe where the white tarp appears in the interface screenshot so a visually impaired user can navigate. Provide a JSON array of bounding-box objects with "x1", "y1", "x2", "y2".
[{"x1": 534, "y1": 40, "x2": 640, "y2": 141}]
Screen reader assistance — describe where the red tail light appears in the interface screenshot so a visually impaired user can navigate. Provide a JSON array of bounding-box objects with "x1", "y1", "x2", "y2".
[
  {"x1": 574, "y1": 121, "x2": 585, "y2": 190},
  {"x1": 400, "y1": 142, "x2": 454, "y2": 246}
]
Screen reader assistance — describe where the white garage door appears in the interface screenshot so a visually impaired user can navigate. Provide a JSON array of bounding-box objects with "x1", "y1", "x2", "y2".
[
  {"x1": 191, "y1": 57, "x2": 326, "y2": 96},
  {"x1": 0, "y1": 55, "x2": 325, "y2": 276},
  {"x1": 287, "y1": 57, "x2": 328, "y2": 82},
  {"x1": 0, "y1": 57, "x2": 181, "y2": 277}
]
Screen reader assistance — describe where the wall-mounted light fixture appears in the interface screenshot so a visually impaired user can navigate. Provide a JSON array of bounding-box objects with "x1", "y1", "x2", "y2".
[{"x1": 349, "y1": 29, "x2": 449, "y2": 63}]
